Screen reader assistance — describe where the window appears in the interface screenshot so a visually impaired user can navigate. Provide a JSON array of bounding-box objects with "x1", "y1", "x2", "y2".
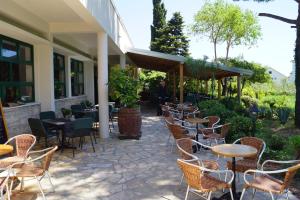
[
  {"x1": 0, "y1": 35, "x2": 34, "y2": 106},
  {"x1": 53, "y1": 53, "x2": 66, "y2": 99},
  {"x1": 71, "y1": 59, "x2": 84, "y2": 96}
]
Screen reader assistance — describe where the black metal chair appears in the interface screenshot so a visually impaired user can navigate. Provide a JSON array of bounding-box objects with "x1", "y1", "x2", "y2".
[
  {"x1": 64, "y1": 117, "x2": 95, "y2": 157},
  {"x1": 39, "y1": 111, "x2": 56, "y2": 120},
  {"x1": 28, "y1": 118, "x2": 60, "y2": 147},
  {"x1": 83, "y1": 111, "x2": 99, "y2": 144},
  {"x1": 71, "y1": 104, "x2": 84, "y2": 119}
]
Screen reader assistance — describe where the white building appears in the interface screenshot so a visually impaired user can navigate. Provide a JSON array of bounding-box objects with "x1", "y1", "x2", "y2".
[
  {"x1": 266, "y1": 67, "x2": 287, "y2": 84},
  {"x1": 0, "y1": 0, "x2": 252, "y2": 139},
  {"x1": 288, "y1": 60, "x2": 295, "y2": 83}
]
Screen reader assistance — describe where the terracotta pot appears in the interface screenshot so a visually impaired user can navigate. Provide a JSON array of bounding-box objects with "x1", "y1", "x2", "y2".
[{"x1": 118, "y1": 107, "x2": 142, "y2": 140}]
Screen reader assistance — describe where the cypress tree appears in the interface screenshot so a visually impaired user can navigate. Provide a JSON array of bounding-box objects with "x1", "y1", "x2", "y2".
[{"x1": 150, "y1": 0, "x2": 167, "y2": 51}]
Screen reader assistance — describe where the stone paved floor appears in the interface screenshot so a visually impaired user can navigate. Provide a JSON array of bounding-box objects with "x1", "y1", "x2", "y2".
[{"x1": 21, "y1": 113, "x2": 299, "y2": 200}]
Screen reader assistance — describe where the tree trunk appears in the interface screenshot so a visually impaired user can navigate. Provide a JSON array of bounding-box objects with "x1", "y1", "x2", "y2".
[
  {"x1": 225, "y1": 42, "x2": 230, "y2": 60},
  {"x1": 213, "y1": 41, "x2": 217, "y2": 61},
  {"x1": 295, "y1": 4, "x2": 300, "y2": 128}
]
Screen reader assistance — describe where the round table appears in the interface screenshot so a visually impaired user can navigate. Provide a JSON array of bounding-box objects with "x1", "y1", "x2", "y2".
[
  {"x1": 211, "y1": 144, "x2": 257, "y2": 200},
  {"x1": 0, "y1": 144, "x2": 13, "y2": 156}
]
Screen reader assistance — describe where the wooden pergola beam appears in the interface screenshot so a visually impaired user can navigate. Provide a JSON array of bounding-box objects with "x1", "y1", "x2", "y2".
[
  {"x1": 218, "y1": 79, "x2": 222, "y2": 99},
  {"x1": 237, "y1": 75, "x2": 242, "y2": 103},
  {"x1": 173, "y1": 71, "x2": 176, "y2": 103},
  {"x1": 179, "y1": 63, "x2": 184, "y2": 104}
]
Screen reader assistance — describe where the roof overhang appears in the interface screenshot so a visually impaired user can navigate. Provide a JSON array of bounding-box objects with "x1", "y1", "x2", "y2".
[{"x1": 126, "y1": 48, "x2": 184, "y2": 72}]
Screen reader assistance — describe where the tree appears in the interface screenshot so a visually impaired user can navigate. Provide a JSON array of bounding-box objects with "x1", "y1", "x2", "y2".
[
  {"x1": 155, "y1": 12, "x2": 190, "y2": 56},
  {"x1": 223, "y1": 6, "x2": 261, "y2": 59},
  {"x1": 220, "y1": 58, "x2": 272, "y2": 90},
  {"x1": 191, "y1": 0, "x2": 227, "y2": 61},
  {"x1": 233, "y1": 0, "x2": 300, "y2": 128},
  {"x1": 150, "y1": 0, "x2": 167, "y2": 52}
]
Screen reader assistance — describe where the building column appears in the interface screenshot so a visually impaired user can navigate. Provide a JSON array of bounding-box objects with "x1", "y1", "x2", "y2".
[
  {"x1": 120, "y1": 54, "x2": 126, "y2": 69},
  {"x1": 84, "y1": 61, "x2": 95, "y2": 104},
  {"x1": 97, "y1": 32, "x2": 110, "y2": 139},
  {"x1": 237, "y1": 75, "x2": 242, "y2": 103},
  {"x1": 34, "y1": 44, "x2": 55, "y2": 111},
  {"x1": 179, "y1": 63, "x2": 184, "y2": 104},
  {"x1": 65, "y1": 56, "x2": 72, "y2": 97}
]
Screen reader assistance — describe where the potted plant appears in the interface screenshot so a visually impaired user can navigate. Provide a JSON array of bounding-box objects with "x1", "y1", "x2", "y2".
[{"x1": 109, "y1": 66, "x2": 142, "y2": 139}]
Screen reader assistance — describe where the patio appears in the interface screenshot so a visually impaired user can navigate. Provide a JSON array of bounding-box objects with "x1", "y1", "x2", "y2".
[{"x1": 17, "y1": 110, "x2": 298, "y2": 200}]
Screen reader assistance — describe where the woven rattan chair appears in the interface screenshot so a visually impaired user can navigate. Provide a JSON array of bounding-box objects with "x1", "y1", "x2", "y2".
[
  {"x1": 0, "y1": 166, "x2": 12, "y2": 200},
  {"x1": 202, "y1": 123, "x2": 231, "y2": 145},
  {"x1": 198, "y1": 116, "x2": 220, "y2": 136},
  {"x1": 176, "y1": 138, "x2": 220, "y2": 184},
  {"x1": 0, "y1": 134, "x2": 36, "y2": 169},
  {"x1": 8, "y1": 146, "x2": 58, "y2": 200},
  {"x1": 165, "y1": 119, "x2": 196, "y2": 152},
  {"x1": 227, "y1": 137, "x2": 266, "y2": 175},
  {"x1": 240, "y1": 160, "x2": 300, "y2": 200},
  {"x1": 177, "y1": 158, "x2": 234, "y2": 200}
]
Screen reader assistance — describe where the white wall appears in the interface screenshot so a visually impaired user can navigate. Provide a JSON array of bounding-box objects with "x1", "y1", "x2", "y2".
[{"x1": 79, "y1": 0, "x2": 133, "y2": 53}]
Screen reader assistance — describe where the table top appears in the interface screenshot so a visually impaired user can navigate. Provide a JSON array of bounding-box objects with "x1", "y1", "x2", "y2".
[
  {"x1": 0, "y1": 144, "x2": 13, "y2": 156},
  {"x1": 186, "y1": 117, "x2": 209, "y2": 124},
  {"x1": 211, "y1": 144, "x2": 257, "y2": 158},
  {"x1": 42, "y1": 118, "x2": 70, "y2": 126}
]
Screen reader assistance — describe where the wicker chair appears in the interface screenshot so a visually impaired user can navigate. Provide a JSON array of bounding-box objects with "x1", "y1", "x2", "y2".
[
  {"x1": 0, "y1": 166, "x2": 12, "y2": 200},
  {"x1": 9, "y1": 146, "x2": 58, "y2": 200},
  {"x1": 177, "y1": 158, "x2": 234, "y2": 200},
  {"x1": 202, "y1": 123, "x2": 230, "y2": 145},
  {"x1": 176, "y1": 138, "x2": 220, "y2": 184},
  {"x1": 240, "y1": 160, "x2": 300, "y2": 200},
  {"x1": 198, "y1": 116, "x2": 220, "y2": 136},
  {"x1": 0, "y1": 134, "x2": 36, "y2": 169},
  {"x1": 227, "y1": 137, "x2": 266, "y2": 175}
]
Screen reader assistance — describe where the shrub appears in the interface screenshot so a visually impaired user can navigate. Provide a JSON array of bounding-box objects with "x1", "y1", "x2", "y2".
[
  {"x1": 219, "y1": 97, "x2": 239, "y2": 110},
  {"x1": 225, "y1": 116, "x2": 253, "y2": 143},
  {"x1": 275, "y1": 107, "x2": 291, "y2": 125},
  {"x1": 241, "y1": 96, "x2": 258, "y2": 108}
]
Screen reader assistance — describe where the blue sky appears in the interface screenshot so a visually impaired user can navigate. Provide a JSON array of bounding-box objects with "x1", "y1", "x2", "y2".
[{"x1": 115, "y1": 0, "x2": 297, "y2": 76}]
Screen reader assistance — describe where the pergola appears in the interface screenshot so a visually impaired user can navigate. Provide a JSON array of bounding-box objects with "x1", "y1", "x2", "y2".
[{"x1": 126, "y1": 48, "x2": 253, "y2": 103}]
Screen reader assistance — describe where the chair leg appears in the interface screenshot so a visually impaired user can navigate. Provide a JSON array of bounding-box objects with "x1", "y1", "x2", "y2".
[
  {"x1": 93, "y1": 131, "x2": 97, "y2": 144},
  {"x1": 252, "y1": 189, "x2": 256, "y2": 200},
  {"x1": 184, "y1": 186, "x2": 189, "y2": 200},
  {"x1": 45, "y1": 171, "x2": 55, "y2": 193},
  {"x1": 90, "y1": 134, "x2": 95, "y2": 152},
  {"x1": 20, "y1": 177, "x2": 24, "y2": 191},
  {"x1": 72, "y1": 138, "x2": 75, "y2": 158},
  {"x1": 6, "y1": 183, "x2": 10, "y2": 200},
  {"x1": 229, "y1": 188, "x2": 234, "y2": 200},
  {"x1": 240, "y1": 188, "x2": 246, "y2": 200},
  {"x1": 269, "y1": 191, "x2": 275, "y2": 200},
  {"x1": 35, "y1": 176, "x2": 46, "y2": 200},
  {"x1": 180, "y1": 174, "x2": 184, "y2": 185},
  {"x1": 207, "y1": 191, "x2": 212, "y2": 200}
]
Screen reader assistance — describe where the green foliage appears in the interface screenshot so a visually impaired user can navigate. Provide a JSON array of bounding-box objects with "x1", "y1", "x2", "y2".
[
  {"x1": 225, "y1": 115, "x2": 253, "y2": 142},
  {"x1": 154, "y1": 12, "x2": 190, "y2": 56},
  {"x1": 150, "y1": 0, "x2": 167, "y2": 51},
  {"x1": 241, "y1": 96, "x2": 258, "y2": 108},
  {"x1": 109, "y1": 66, "x2": 141, "y2": 108},
  {"x1": 191, "y1": 0, "x2": 261, "y2": 60},
  {"x1": 276, "y1": 107, "x2": 291, "y2": 125},
  {"x1": 220, "y1": 58, "x2": 271, "y2": 87}
]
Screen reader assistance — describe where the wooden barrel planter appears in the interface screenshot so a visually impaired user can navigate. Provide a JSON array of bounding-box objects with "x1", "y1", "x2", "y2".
[{"x1": 118, "y1": 107, "x2": 142, "y2": 140}]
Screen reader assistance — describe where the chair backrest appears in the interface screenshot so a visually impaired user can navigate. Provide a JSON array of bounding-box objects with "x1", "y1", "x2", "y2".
[
  {"x1": 71, "y1": 104, "x2": 83, "y2": 111},
  {"x1": 206, "y1": 116, "x2": 220, "y2": 128},
  {"x1": 220, "y1": 123, "x2": 230, "y2": 138},
  {"x1": 282, "y1": 163, "x2": 300, "y2": 191},
  {"x1": 240, "y1": 137, "x2": 265, "y2": 161},
  {"x1": 164, "y1": 115, "x2": 174, "y2": 125},
  {"x1": 28, "y1": 118, "x2": 47, "y2": 138},
  {"x1": 167, "y1": 123, "x2": 188, "y2": 140},
  {"x1": 177, "y1": 159, "x2": 204, "y2": 191},
  {"x1": 14, "y1": 134, "x2": 36, "y2": 157},
  {"x1": 176, "y1": 138, "x2": 194, "y2": 160},
  {"x1": 71, "y1": 117, "x2": 93, "y2": 130},
  {"x1": 39, "y1": 111, "x2": 56, "y2": 120},
  {"x1": 40, "y1": 146, "x2": 58, "y2": 171}
]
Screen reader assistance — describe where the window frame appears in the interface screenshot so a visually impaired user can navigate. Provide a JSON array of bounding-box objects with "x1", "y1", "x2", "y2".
[
  {"x1": 53, "y1": 53, "x2": 66, "y2": 99},
  {"x1": 0, "y1": 35, "x2": 34, "y2": 104},
  {"x1": 71, "y1": 59, "x2": 84, "y2": 96}
]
